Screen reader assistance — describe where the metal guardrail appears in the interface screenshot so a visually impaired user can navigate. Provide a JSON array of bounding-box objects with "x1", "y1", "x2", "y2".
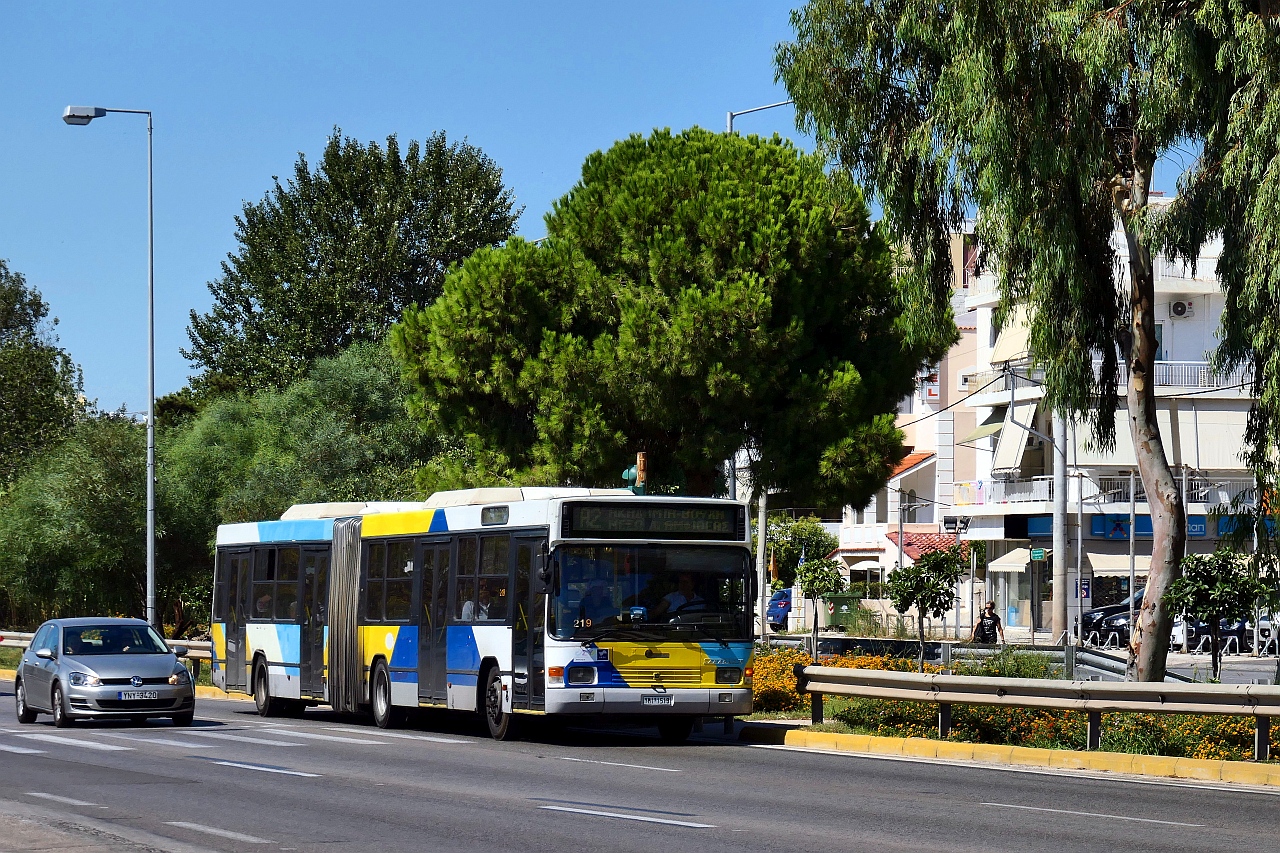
[
  {"x1": 796, "y1": 663, "x2": 1280, "y2": 759},
  {"x1": 0, "y1": 630, "x2": 211, "y2": 660}
]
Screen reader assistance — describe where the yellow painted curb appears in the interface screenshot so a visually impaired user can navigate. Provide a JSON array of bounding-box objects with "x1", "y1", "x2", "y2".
[
  {"x1": 0, "y1": 668, "x2": 15, "y2": 681},
  {"x1": 782, "y1": 729, "x2": 1279, "y2": 787}
]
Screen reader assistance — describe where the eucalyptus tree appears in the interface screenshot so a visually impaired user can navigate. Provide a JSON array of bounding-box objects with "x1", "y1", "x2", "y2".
[{"x1": 777, "y1": 0, "x2": 1211, "y2": 680}]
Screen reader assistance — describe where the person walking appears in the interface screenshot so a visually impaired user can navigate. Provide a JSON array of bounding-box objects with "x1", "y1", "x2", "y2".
[{"x1": 971, "y1": 601, "x2": 1005, "y2": 645}]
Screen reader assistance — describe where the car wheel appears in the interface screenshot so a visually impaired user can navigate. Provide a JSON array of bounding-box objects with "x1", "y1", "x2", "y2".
[
  {"x1": 253, "y1": 660, "x2": 284, "y2": 717},
  {"x1": 170, "y1": 711, "x2": 194, "y2": 727},
  {"x1": 482, "y1": 665, "x2": 515, "y2": 741},
  {"x1": 15, "y1": 679, "x2": 37, "y2": 724},
  {"x1": 371, "y1": 662, "x2": 404, "y2": 729},
  {"x1": 657, "y1": 717, "x2": 694, "y2": 744},
  {"x1": 52, "y1": 684, "x2": 74, "y2": 728}
]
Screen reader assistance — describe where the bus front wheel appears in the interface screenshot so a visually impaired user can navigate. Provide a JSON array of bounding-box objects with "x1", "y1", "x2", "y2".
[{"x1": 482, "y1": 665, "x2": 515, "y2": 741}]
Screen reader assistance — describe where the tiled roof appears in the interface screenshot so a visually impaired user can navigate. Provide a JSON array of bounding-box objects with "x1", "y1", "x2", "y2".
[
  {"x1": 885, "y1": 531, "x2": 968, "y2": 562},
  {"x1": 891, "y1": 452, "x2": 935, "y2": 478}
]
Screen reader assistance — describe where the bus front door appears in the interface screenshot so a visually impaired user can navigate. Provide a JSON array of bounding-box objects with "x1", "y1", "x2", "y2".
[
  {"x1": 512, "y1": 536, "x2": 547, "y2": 711},
  {"x1": 224, "y1": 550, "x2": 251, "y2": 693},
  {"x1": 418, "y1": 539, "x2": 451, "y2": 704},
  {"x1": 300, "y1": 548, "x2": 330, "y2": 699}
]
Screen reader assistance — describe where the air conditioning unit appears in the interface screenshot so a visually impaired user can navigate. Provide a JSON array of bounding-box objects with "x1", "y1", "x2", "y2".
[{"x1": 1169, "y1": 299, "x2": 1195, "y2": 319}]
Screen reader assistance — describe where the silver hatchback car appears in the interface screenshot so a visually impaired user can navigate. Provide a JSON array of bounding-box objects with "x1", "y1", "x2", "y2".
[{"x1": 15, "y1": 617, "x2": 196, "y2": 727}]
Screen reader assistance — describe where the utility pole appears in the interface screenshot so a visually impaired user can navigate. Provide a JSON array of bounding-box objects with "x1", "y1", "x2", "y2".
[
  {"x1": 1052, "y1": 412, "x2": 1068, "y2": 641},
  {"x1": 1127, "y1": 468, "x2": 1137, "y2": 680},
  {"x1": 756, "y1": 488, "x2": 768, "y2": 639}
]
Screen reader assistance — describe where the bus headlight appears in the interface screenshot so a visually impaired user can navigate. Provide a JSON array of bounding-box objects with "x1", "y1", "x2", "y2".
[
  {"x1": 566, "y1": 665, "x2": 596, "y2": 685},
  {"x1": 715, "y1": 667, "x2": 742, "y2": 684}
]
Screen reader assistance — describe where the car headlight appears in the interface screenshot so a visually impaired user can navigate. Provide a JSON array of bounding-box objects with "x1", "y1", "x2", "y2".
[
  {"x1": 169, "y1": 664, "x2": 192, "y2": 686},
  {"x1": 68, "y1": 671, "x2": 101, "y2": 687}
]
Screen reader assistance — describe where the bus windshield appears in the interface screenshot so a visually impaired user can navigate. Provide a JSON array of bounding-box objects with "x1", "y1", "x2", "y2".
[{"x1": 549, "y1": 544, "x2": 751, "y2": 641}]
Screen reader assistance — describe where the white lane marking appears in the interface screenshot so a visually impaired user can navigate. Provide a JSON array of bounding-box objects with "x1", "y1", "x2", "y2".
[
  {"x1": 538, "y1": 805, "x2": 714, "y2": 828},
  {"x1": 211, "y1": 760, "x2": 321, "y2": 777},
  {"x1": 97, "y1": 733, "x2": 217, "y2": 749},
  {"x1": 322, "y1": 727, "x2": 469, "y2": 744},
  {"x1": 165, "y1": 821, "x2": 273, "y2": 844},
  {"x1": 178, "y1": 731, "x2": 303, "y2": 746},
  {"x1": 26, "y1": 792, "x2": 98, "y2": 807},
  {"x1": 256, "y1": 728, "x2": 388, "y2": 745},
  {"x1": 747, "y1": 744, "x2": 1280, "y2": 797},
  {"x1": 559, "y1": 757, "x2": 681, "y2": 773},
  {"x1": 0, "y1": 742, "x2": 45, "y2": 754},
  {"x1": 980, "y1": 802, "x2": 1204, "y2": 827},
  {"x1": 16, "y1": 734, "x2": 132, "y2": 751}
]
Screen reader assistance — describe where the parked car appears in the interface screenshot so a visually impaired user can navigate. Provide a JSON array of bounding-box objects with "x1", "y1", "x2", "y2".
[
  {"x1": 1081, "y1": 588, "x2": 1144, "y2": 643},
  {"x1": 766, "y1": 589, "x2": 792, "y2": 632},
  {"x1": 15, "y1": 617, "x2": 195, "y2": 727}
]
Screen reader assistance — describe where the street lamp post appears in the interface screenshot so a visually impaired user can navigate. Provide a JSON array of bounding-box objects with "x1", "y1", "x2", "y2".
[
  {"x1": 63, "y1": 105, "x2": 157, "y2": 629},
  {"x1": 726, "y1": 100, "x2": 793, "y2": 134}
]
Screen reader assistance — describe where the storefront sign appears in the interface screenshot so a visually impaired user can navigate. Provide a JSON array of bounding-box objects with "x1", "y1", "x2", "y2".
[{"x1": 1091, "y1": 514, "x2": 1207, "y2": 539}]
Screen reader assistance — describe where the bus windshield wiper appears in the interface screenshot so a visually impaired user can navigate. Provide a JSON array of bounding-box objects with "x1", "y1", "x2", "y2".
[
  {"x1": 579, "y1": 626, "x2": 655, "y2": 643},
  {"x1": 673, "y1": 621, "x2": 732, "y2": 648}
]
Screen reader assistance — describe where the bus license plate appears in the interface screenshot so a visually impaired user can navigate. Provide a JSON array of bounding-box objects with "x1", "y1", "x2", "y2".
[
  {"x1": 119, "y1": 691, "x2": 159, "y2": 700},
  {"x1": 642, "y1": 695, "x2": 674, "y2": 706}
]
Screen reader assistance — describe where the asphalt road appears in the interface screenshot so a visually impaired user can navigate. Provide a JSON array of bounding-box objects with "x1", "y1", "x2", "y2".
[{"x1": 0, "y1": 677, "x2": 1277, "y2": 852}]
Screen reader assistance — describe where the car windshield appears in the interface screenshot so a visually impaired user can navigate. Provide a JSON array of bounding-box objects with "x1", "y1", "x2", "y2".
[
  {"x1": 549, "y1": 544, "x2": 752, "y2": 641},
  {"x1": 63, "y1": 625, "x2": 170, "y2": 655}
]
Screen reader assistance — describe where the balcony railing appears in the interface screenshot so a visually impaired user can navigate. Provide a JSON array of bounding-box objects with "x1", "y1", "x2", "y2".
[
  {"x1": 1092, "y1": 476, "x2": 1257, "y2": 507},
  {"x1": 954, "y1": 476, "x2": 1258, "y2": 507},
  {"x1": 954, "y1": 477, "x2": 1053, "y2": 506},
  {"x1": 966, "y1": 361, "x2": 1251, "y2": 397}
]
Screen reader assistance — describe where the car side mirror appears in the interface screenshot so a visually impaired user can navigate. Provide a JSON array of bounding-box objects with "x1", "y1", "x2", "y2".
[
  {"x1": 171, "y1": 645, "x2": 189, "y2": 657},
  {"x1": 34, "y1": 647, "x2": 54, "y2": 660}
]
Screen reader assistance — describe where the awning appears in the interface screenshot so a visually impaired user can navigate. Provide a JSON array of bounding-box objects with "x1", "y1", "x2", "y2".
[
  {"x1": 960, "y1": 412, "x2": 1005, "y2": 444},
  {"x1": 1085, "y1": 552, "x2": 1151, "y2": 577},
  {"x1": 1075, "y1": 402, "x2": 1248, "y2": 471},
  {"x1": 988, "y1": 548, "x2": 1030, "y2": 573},
  {"x1": 847, "y1": 560, "x2": 882, "y2": 574},
  {"x1": 990, "y1": 305, "x2": 1031, "y2": 364},
  {"x1": 991, "y1": 401, "x2": 1038, "y2": 473}
]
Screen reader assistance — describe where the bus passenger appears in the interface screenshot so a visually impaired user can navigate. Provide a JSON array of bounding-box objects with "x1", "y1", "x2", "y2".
[
  {"x1": 461, "y1": 585, "x2": 493, "y2": 621},
  {"x1": 579, "y1": 579, "x2": 615, "y2": 624}
]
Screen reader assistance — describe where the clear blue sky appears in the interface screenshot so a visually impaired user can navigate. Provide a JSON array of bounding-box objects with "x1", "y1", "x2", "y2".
[{"x1": 0, "y1": 3, "x2": 806, "y2": 412}]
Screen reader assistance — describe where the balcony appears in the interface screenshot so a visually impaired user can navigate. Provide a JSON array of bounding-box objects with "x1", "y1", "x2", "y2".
[
  {"x1": 1092, "y1": 476, "x2": 1256, "y2": 507},
  {"x1": 953, "y1": 476, "x2": 1257, "y2": 508},
  {"x1": 965, "y1": 360, "x2": 1251, "y2": 403}
]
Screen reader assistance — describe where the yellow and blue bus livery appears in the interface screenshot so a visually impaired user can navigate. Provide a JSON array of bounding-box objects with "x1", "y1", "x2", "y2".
[{"x1": 211, "y1": 489, "x2": 755, "y2": 741}]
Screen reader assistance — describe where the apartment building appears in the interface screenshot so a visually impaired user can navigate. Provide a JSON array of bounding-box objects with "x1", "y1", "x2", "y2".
[{"x1": 838, "y1": 213, "x2": 1254, "y2": 638}]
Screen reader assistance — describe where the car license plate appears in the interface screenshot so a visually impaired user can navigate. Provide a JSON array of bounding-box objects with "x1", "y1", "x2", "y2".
[
  {"x1": 119, "y1": 691, "x2": 159, "y2": 700},
  {"x1": 642, "y1": 695, "x2": 674, "y2": 706}
]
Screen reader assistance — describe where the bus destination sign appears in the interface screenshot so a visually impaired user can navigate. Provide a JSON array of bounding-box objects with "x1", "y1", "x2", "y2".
[{"x1": 562, "y1": 503, "x2": 744, "y2": 540}]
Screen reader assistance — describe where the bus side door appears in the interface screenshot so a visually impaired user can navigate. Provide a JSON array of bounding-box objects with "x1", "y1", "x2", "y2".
[
  {"x1": 418, "y1": 537, "x2": 451, "y2": 704},
  {"x1": 224, "y1": 549, "x2": 251, "y2": 693},
  {"x1": 300, "y1": 547, "x2": 330, "y2": 700},
  {"x1": 512, "y1": 535, "x2": 547, "y2": 711}
]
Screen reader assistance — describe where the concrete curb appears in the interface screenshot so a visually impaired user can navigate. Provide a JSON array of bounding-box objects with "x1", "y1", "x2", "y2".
[
  {"x1": 783, "y1": 729, "x2": 1280, "y2": 787},
  {"x1": 2, "y1": 667, "x2": 246, "y2": 702}
]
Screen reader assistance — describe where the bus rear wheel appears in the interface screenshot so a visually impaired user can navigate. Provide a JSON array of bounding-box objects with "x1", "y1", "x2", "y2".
[
  {"x1": 371, "y1": 661, "x2": 405, "y2": 729},
  {"x1": 482, "y1": 665, "x2": 515, "y2": 741}
]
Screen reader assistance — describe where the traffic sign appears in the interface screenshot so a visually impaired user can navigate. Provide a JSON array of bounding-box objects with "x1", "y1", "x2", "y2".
[{"x1": 1030, "y1": 548, "x2": 1046, "y2": 561}]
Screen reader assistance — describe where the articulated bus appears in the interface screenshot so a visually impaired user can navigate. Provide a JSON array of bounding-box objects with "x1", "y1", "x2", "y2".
[{"x1": 210, "y1": 488, "x2": 755, "y2": 741}]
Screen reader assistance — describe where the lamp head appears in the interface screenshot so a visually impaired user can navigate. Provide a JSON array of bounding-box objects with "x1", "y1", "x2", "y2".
[{"x1": 63, "y1": 106, "x2": 107, "y2": 126}]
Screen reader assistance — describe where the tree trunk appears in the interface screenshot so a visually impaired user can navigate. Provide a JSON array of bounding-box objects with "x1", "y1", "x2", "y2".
[
  {"x1": 1211, "y1": 623, "x2": 1221, "y2": 682},
  {"x1": 918, "y1": 618, "x2": 926, "y2": 673},
  {"x1": 1121, "y1": 163, "x2": 1187, "y2": 683}
]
